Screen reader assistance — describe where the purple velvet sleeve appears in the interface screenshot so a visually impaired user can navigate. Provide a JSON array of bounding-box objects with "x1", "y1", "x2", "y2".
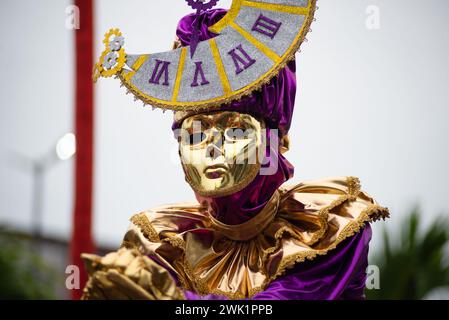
[{"x1": 183, "y1": 225, "x2": 372, "y2": 300}]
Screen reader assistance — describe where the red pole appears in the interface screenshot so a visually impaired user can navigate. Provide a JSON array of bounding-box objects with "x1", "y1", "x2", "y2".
[{"x1": 71, "y1": 0, "x2": 95, "y2": 300}]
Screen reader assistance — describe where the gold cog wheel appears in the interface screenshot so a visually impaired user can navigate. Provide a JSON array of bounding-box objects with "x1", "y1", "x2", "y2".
[
  {"x1": 93, "y1": 28, "x2": 126, "y2": 80},
  {"x1": 98, "y1": 48, "x2": 126, "y2": 78},
  {"x1": 103, "y1": 28, "x2": 122, "y2": 48}
]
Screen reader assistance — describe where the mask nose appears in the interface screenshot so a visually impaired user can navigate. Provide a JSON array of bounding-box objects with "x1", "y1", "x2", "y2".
[{"x1": 206, "y1": 129, "x2": 223, "y2": 160}]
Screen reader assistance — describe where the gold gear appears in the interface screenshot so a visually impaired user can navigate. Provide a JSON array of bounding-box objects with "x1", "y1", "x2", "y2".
[
  {"x1": 99, "y1": 48, "x2": 126, "y2": 78},
  {"x1": 103, "y1": 28, "x2": 122, "y2": 48},
  {"x1": 94, "y1": 28, "x2": 127, "y2": 80}
]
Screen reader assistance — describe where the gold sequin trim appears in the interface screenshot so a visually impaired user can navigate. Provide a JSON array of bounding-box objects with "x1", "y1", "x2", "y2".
[{"x1": 130, "y1": 213, "x2": 160, "y2": 242}]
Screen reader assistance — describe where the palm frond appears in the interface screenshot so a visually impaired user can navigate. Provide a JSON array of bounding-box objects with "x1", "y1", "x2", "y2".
[{"x1": 367, "y1": 208, "x2": 449, "y2": 300}]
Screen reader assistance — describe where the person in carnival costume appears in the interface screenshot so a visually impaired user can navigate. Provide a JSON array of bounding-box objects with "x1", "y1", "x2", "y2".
[{"x1": 83, "y1": 0, "x2": 389, "y2": 300}]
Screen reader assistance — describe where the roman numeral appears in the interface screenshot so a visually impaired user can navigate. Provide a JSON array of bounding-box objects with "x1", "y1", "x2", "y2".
[
  {"x1": 251, "y1": 14, "x2": 282, "y2": 39},
  {"x1": 191, "y1": 61, "x2": 210, "y2": 87},
  {"x1": 149, "y1": 59, "x2": 170, "y2": 86},
  {"x1": 228, "y1": 45, "x2": 256, "y2": 75}
]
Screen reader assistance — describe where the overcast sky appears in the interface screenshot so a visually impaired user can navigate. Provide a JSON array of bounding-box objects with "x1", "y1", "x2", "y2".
[{"x1": 1, "y1": 0, "x2": 448, "y2": 253}]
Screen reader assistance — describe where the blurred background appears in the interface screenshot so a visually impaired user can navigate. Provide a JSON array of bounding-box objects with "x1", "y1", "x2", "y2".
[{"x1": 0, "y1": 0, "x2": 448, "y2": 299}]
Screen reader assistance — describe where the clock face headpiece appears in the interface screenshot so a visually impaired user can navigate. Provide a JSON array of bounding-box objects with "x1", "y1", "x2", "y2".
[{"x1": 93, "y1": 0, "x2": 316, "y2": 113}]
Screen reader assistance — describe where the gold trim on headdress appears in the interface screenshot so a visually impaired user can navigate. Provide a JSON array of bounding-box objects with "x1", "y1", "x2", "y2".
[{"x1": 93, "y1": 0, "x2": 317, "y2": 112}]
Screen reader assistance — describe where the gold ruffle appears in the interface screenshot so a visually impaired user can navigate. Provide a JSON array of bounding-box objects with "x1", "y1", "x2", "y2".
[{"x1": 121, "y1": 176, "x2": 389, "y2": 299}]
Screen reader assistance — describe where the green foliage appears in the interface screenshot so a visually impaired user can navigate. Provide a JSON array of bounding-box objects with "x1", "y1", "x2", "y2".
[
  {"x1": 0, "y1": 228, "x2": 57, "y2": 299},
  {"x1": 367, "y1": 209, "x2": 449, "y2": 299}
]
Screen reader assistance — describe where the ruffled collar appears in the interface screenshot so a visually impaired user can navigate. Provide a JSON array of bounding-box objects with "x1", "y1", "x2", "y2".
[{"x1": 123, "y1": 176, "x2": 389, "y2": 299}]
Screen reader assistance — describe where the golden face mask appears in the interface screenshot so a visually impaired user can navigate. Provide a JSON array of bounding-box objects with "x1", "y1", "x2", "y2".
[{"x1": 179, "y1": 111, "x2": 264, "y2": 197}]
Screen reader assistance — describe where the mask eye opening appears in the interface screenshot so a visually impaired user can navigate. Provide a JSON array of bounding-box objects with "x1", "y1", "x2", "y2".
[{"x1": 186, "y1": 132, "x2": 206, "y2": 145}]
